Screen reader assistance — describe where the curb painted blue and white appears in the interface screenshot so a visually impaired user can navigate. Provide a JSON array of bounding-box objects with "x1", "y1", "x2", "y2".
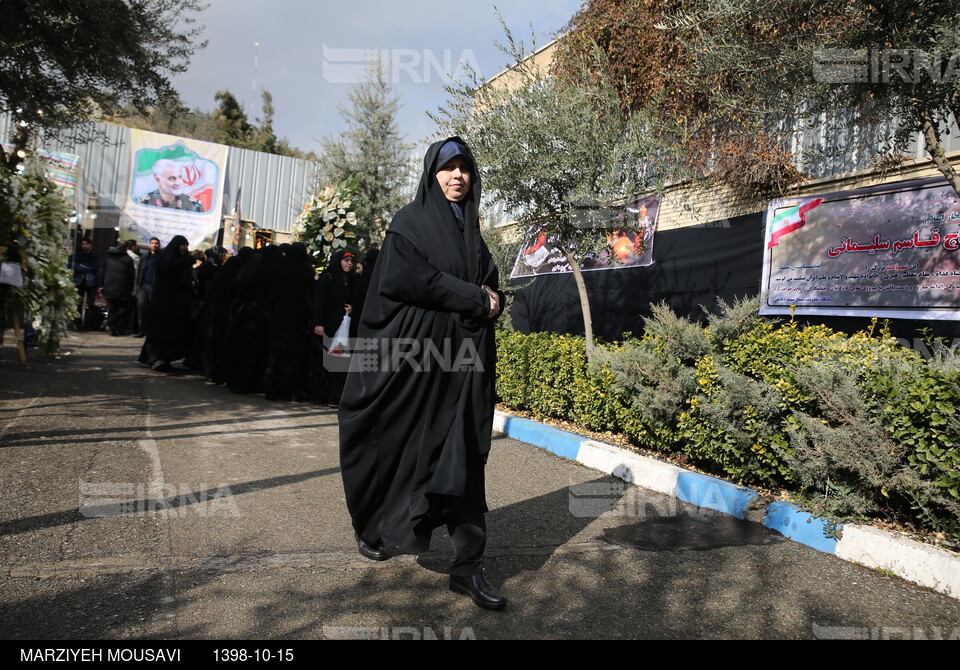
[{"x1": 493, "y1": 410, "x2": 960, "y2": 600}]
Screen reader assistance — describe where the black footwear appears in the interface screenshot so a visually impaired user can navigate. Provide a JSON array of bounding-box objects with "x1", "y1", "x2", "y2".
[
  {"x1": 449, "y1": 573, "x2": 507, "y2": 610},
  {"x1": 357, "y1": 537, "x2": 388, "y2": 561}
]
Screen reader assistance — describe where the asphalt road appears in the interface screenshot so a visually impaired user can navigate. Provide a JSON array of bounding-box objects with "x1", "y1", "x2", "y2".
[{"x1": 1, "y1": 331, "x2": 959, "y2": 640}]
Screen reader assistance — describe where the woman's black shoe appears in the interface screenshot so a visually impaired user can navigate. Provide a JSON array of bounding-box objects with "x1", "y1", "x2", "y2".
[
  {"x1": 357, "y1": 537, "x2": 388, "y2": 561},
  {"x1": 449, "y1": 573, "x2": 506, "y2": 610}
]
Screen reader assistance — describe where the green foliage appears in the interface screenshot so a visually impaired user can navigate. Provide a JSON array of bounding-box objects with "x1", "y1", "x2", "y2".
[
  {"x1": 115, "y1": 89, "x2": 313, "y2": 158},
  {"x1": 0, "y1": 0, "x2": 206, "y2": 164},
  {"x1": 678, "y1": 355, "x2": 793, "y2": 484},
  {"x1": 497, "y1": 298, "x2": 960, "y2": 540},
  {"x1": 665, "y1": 0, "x2": 960, "y2": 195},
  {"x1": 555, "y1": 0, "x2": 805, "y2": 198},
  {"x1": 0, "y1": 160, "x2": 78, "y2": 354}
]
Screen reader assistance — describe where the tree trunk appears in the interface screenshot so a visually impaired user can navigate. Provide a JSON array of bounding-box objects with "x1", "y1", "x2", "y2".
[
  {"x1": 563, "y1": 248, "x2": 595, "y2": 364},
  {"x1": 919, "y1": 109, "x2": 960, "y2": 198}
]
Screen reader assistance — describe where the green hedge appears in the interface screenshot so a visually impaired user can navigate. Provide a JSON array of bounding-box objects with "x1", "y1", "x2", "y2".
[{"x1": 495, "y1": 300, "x2": 960, "y2": 540}]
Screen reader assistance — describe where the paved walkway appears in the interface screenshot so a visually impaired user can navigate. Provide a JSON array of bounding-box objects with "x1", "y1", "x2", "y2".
[{"x1": 1, "y1": 331, "x2": 959, "y2": 640}]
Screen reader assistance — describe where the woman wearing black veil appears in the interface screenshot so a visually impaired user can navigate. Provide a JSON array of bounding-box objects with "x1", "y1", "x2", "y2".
[
  {"x1": 138, "y1": 235, "x2": 195, "y2": 371},
  {"x1": 310, "y1": 249, "x2": 356, "y2": 407},
  {"x1": 203, "y1": 246, "x2": 255, "y2": 384},
  {"x1": 338, "y1": 138, "x2": 506, "y2": 609},
  {"x1": 263, "y1": 242, "x2": 314, "y2": 401},
  {"x1": 348, "y1": 248, "x2": 378, "y2": 339},
  {"x1": 226, "y1": 244, "x2": 282, "y2": 395}
]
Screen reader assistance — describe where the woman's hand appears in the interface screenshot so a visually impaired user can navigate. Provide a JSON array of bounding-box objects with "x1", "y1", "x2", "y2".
[
  {"x1": 314, "y1": 325, "x2": 325, "y2": 337},
  {"x1": 482, "y1": 285, "x2": 500, "y2": 319},
  {"x1": 345, "y1": 304, "x2": 353, "y2": 316}
]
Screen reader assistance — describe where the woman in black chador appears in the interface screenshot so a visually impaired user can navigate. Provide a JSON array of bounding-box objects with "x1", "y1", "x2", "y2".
[
  {"x1": 226, "y1": 245, "x2": 282, "y2": 395},
  {"x1": 263, "y1": 242, "x2": 314, "y2": 401},
  {"x1": 138, "y1": 235, "x2": 195, "y2": 371},
  {"x1": 337, "y1": 138, "x2": 506, "y2": 609},
  {"x1": 310, "y1": 248, "x2": 356, "y2": 406}
]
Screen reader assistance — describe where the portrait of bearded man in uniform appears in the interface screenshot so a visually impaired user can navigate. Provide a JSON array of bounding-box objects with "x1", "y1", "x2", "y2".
[{"x1": 136, "y1": 158, "x2": 205, "y2": 212}]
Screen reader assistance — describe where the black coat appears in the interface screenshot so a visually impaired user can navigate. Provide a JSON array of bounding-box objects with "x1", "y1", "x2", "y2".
[
  {"x1": 205, "y1": 247, "x2": 254, "y2": 384},
  {"x1": 70, "y1": 250, "x2": 101, "y2": 289},
  {"x1": 226, "y1": 245, "x2": 282, "y2": 394},
  {"x1": 338, "y1": 137, "x2": 503, "y2": 552},
  {"x1": 99, "y1": 247, "x2": 134, "y2": 300}
]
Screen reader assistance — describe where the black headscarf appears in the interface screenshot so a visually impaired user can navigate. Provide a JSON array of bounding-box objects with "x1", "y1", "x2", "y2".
[
  {"x1": 157, "y1": 235, "x2": 190, "y2": 274},
  {"x1": 389, "y1": 136, "x2": 483, "y2": 287},
  {"x1": 312, "y1": 249, "x2": 356, "y2": 333}
]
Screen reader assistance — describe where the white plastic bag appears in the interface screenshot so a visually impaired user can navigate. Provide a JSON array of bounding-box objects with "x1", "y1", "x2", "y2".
[{"x1": 327, "y1": 315, "x2": 351, "y2": 356}]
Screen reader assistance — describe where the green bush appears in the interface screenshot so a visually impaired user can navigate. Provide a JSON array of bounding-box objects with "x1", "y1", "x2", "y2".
[{"x1": 495, "y1": 298, "x2": 960, "y2": 540}]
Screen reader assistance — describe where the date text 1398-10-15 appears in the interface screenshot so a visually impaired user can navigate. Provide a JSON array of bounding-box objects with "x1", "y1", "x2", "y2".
[{"x1": 213, "y1": 649, "x2": 294, "y2": 662}]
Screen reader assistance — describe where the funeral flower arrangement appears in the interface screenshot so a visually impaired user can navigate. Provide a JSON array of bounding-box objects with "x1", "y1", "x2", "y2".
[
  {"x1": 0, "y1": 160, "x2": 78, "y2": 354},
  {"x1": 294, "y1": 180, "x2": 359, "y2": 260}
]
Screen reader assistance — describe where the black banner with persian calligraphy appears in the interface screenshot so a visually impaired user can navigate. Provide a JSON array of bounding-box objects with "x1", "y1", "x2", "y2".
[{"x1": 760, "y1": 178, "x2": 960, "y2": 320}]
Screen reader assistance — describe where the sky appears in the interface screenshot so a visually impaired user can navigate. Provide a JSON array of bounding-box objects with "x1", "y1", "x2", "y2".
[{"x1": 171, "y1": 0, "x2": 585, "y2": 155}]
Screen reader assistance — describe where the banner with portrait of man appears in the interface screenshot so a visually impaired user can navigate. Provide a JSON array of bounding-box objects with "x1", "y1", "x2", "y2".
[
  {"x1": 511, "y1": 195, "x2": 660, "y2": 278},
  {"x1": 121, "y1": 129, "x2": 229, "y2": 249}
]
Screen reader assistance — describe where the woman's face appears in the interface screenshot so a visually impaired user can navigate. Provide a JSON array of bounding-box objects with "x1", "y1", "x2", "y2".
[
  {"x1": 435, "y1": 157, "x2": 472, "y2": 202},
  {"x1": 179, "y1": 242, "x2": 189, "y2": 255},
  {"x1": 340, "y1": 255, "x2": 354, "y2": 273}
]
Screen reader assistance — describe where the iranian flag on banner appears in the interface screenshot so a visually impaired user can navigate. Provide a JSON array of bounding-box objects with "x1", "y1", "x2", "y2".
[
  {"x1": 767, "y1": 198, "x2": 823, "y2": 249},
  {"x1": 121, "y1": 129, "x2": 228, "y2": 250}
]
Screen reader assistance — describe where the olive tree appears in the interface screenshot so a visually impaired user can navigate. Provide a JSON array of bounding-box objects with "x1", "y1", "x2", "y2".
[
  {"x1": 432, "y1": 24, "x2": 682, "y2": 361},
  {"x1": 666, "y1": 0, "x2": 960, "y2": 195}
]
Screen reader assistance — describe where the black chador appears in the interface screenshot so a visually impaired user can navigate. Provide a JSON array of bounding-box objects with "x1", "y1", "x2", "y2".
[
  {"x1": 338, "y1": 138, "x2": 504, "y2": 582},
  {"x1": 225, "y1": 245, "x2": 281, "y2": 394},
  {"x1": 263, "y1": 242, "x2": 314, "y2": 401},
  {"x1": 138, "y1": 235, "x2": 195, "y2": 368},
  {"x1": 202, "y1": 247, "x2": 254, "y2": 383},
  {"x1": 309, "y1": 249, "x2": 356, "y2": 405}
]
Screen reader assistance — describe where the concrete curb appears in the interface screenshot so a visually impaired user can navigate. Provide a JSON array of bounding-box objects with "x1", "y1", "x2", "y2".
[{"x1": 493, "y1": 410, "x2": 960, "y2": 600}]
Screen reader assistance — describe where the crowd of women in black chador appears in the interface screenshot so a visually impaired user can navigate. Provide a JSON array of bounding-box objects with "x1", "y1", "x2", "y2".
[{"x1": 136, "y1": 235, "x2": 379, "y2": 405}]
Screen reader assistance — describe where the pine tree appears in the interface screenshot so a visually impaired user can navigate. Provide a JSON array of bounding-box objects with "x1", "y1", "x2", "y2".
[
  {"x1": 317, "y1": 62, "x2": 411, "y2": 245},
  {"x1": 213, "y1": 90, "x2": 255, "y2": 149}
]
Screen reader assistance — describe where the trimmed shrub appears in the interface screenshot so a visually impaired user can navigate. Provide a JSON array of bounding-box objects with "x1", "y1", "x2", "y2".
[{"x1": 495, "y1": 299, "x2": 960, "y2": 540}]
